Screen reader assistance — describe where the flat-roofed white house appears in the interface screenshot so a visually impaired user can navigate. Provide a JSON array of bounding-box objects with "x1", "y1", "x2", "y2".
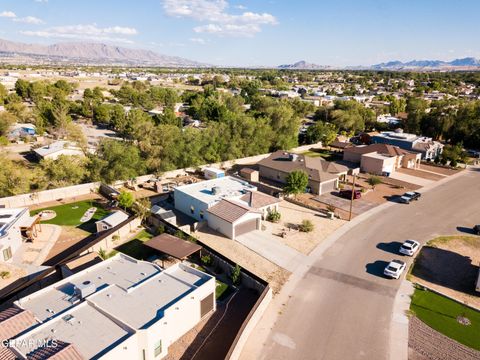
[
  {"x1": 2, "y1": 253, "x2": 216, "y2": 359},
  {"x1": 34, "y1": 141, "x2": 84, "y2": 161},
  {"x1": 174, "y1": 176, "x2": 280, "y2": 240},
  {"x1": 0, "y1": 208, "x2": 38, "y2": 262},
  {"x1": 95, "y1": 210, "x2": 129, "y2": 233}
]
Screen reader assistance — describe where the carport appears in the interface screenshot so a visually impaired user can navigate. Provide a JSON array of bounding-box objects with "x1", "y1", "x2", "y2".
[{"x1": 144, "y1": 233, "x2": 202, "y2": 266}]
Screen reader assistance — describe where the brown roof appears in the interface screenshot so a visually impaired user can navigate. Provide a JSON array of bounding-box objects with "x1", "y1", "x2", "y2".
[
  {"x1": 0, "y1": 347, "x2": 17, "y2": 360},
  {"x1": 27, "y1": 340, "x2": 85, "y2": 360},
  {"x1": 343, "y1": 143, "x2": 414, "y2": 157},
  {"x1": 240, "y1": 168, "x2": 257, "y2": 174},
  {"x1": 239, "y1": 191, "x2": 280, "y2": 209},
  {"x1": 330, "y1": 141, "x2": 353, "y2": 149},
  {"x1": 145, "y1": 233, "x2": 202, "y2": 259},
  {"x1": 258, "y1": 150, "x2": 348, "y2": 183},
  {"x1": 207, "y1": 199, "x2": 260, "y2": 224},
  {"x1": 0, "y1": 307, "x2": 37, "y2": 341}
]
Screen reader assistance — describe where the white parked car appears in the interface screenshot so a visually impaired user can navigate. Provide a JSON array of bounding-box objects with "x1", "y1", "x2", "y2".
[
  {"x1": 399, "y1": 240, "x2": 420, "y2": 256},
  {"x1": 384, "y1": 260, "x2": 406, "y2": 279}
]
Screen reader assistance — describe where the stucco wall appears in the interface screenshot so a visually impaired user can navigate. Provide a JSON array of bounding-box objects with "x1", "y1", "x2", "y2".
[{"x1": 343, "y1": 151, "x2": 362, "y2": 163}]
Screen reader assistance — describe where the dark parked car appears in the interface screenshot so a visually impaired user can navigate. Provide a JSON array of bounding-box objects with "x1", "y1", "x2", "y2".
[
  {"x1": 339, "y1": 189, "x2": 361, "y2": 199},
  {"x1": 473, "y1": 225, "x2": 480, "y2": 235},
  {"x1": 399, "y1": 191, "x2": 421, "y2": 204}
]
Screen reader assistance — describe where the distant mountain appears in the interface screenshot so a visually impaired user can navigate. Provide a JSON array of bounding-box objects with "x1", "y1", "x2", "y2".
[
  {"x1": 0, "y1": 38, "x2": 206, "y2": 67},
  {"x1": 372, "y1": 57, "x2": 480, "y2": 70},
  {"x1": 278, "y1": 60, "x2": 330, "y2": 70}
]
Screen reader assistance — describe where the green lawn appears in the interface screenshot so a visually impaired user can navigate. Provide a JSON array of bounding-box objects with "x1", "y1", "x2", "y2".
[
  {"x1": 31, "y1": 200, "x2": 111, "y2": 233},
  {"x1": 191, "y1": 264, "x2": 231, "y2": 300},
  {"x1": 301, "y1": 149, "x2": 342, "y2": 161},
  {"x1": 114, "y1": 229, "x2": 155, "y2": 260},
  {"x1": 410, "y1": 288, "x2": 480, "y2": 350}
]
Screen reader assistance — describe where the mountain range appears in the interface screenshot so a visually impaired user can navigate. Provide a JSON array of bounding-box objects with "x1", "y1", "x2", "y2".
[
  {"x1": 0, "y1": 38, "x2": 205, "y2": 67},
  {"x1": 371, "y1": 57, "x2": 480, "y2": 70},
  {"x1": 278, "y1": 60, "x2": 331, "y2": 70}
]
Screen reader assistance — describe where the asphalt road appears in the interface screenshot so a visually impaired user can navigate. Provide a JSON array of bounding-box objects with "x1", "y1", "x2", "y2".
[{"x1": 253, "y1": 167, "x2": 480, "y2": 360}]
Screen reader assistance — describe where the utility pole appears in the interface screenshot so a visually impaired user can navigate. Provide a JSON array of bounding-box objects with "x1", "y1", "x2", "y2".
[{"x1": 348, "y1": 173, "x2": 356, "y2": 221}]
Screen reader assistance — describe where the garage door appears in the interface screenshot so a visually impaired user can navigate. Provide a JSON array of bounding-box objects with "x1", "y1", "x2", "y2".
[
  {"x1": 235, "y1": 219, "x2": 257, "y2": 237},
  {"x1": 320, "y1": 180, "x2": 336, "y2": 194}
]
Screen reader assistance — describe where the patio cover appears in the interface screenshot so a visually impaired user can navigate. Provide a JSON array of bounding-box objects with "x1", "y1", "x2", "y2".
[{"x1": 144, "y1": 233, "x2": 202, "y2": 259}]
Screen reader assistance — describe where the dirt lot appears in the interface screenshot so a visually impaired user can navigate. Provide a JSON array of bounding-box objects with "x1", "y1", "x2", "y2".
[
  {"x1": 397, "y1": 167, "x2": 445, "y2": 181},
  {"x1": 410, "y1": 236, "x2": 480, "y2": 309},
  {"x1": 420, "y1": 163, "x2": 462, "y2": 176},
  {"x1": 195, "y1": 226, "x2": 290, "y2": 294},
  {"x1": 266, "y1": 201, "x2": 346, "y2": 255}
]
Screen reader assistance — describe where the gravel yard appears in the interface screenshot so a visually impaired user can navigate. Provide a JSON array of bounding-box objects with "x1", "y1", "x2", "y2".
[
  {"x1": 195, "y1": 226, "x2": 290, "y2": 294},
  {"x1": 269, "y1": 201, "x2": 346, "y2": 254},
  {"x1": 410, "y1": 236, "x2": 480, "y2": 309}
]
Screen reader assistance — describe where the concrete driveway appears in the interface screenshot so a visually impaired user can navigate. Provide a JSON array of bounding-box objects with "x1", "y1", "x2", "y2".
[
  {"x1": 389, "y1": 171, "x2": 433, "y2": 187},
  {"x1": 236, "y1": 230, "x2": 306, "y2": 272}
]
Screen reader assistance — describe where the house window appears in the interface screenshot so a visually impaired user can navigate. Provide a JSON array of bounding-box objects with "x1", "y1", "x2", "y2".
[
  {"x1": 154, "y1": 340, "x2": 162, "y2": 357},
  {"x1": 2, "y1": 247, "x2": 12, "y2": 261},
  {"x1": 200, "y1": 210, "x2": 204, "y2": 219},
  {"x1": 276, "y1": 173, "x2": 280, "y2": 179},
  {"x1": 190, "y1": 205, "x2": 195, "y2": 214},
  {"x1": 200, "y1": 293, "x2": 214, "y2": 318}
]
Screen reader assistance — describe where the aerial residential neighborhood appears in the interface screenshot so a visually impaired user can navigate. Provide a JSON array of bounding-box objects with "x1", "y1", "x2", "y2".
[{"x1": 0, "y1": 1, "x2": 479, "y2": 360}]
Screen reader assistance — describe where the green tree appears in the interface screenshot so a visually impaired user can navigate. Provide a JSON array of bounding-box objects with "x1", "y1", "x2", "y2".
[
  {"x1": 367, "y1": 176, "x2": 382, "y2": 190},
  {"x1": 118, "y1": 191, "x2": 135, "y2": 210},
  {"x1": 284, "y1": 170, "x2": 309, "y2": 198},
  {"x1": 305, "y1": 121, "x2": 338, "y2": 145},
  {"x1": 299, "y1": 219, "x2": 314, "y2": 232},
  {"x1": 132, "y1": 197, "x2": 151, "y2": 224},
  {"x1": 39, "y1": 155, "x2": 88, "y2": 188},
  {"x1": 0, "y1": 156, "x2": 31, "y2": 196},
  {"x1": 405, "y1": 97, "x2": 428, "y2": 134}
]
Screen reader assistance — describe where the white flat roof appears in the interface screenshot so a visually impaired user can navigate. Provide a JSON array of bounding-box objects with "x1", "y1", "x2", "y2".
[
  {"x1": 0, "y1": 208, "x2": 28, "y2": 237},
  {"x1": 34, "y1": 141, "x2": 82, "y2": 157},
  {"x1": 363, "y1": 151, "x2": 394, "y2": 160},
  {"x1": 97, "y1": 210, "x2": 129, "y2": 227},
  {"x1": 14, "y1": 302, "x2": 133, "y2": 359},
  {"x1": 175, "y1": 176, "x2": 257, "y2": 205},
  {"x1": 13, "y1": 254, "x2": 213, "y2": 357}
]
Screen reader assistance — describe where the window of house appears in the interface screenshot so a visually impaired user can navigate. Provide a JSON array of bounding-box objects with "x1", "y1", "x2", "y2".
[
  {"x1": 3, "y1": 247, "x2": 12, "y2": 261},
  {"x1": 199, "y1": 210, "x2": 204, "y2": 219},
  {"x1": 154, "y1": 340, "x2": 162, "y2": 357},
  {"x1": 190, "y1": 205, "x2": 195, "y2": 214},
  {"x1": 200, "y1": 293, "x2": 214, "y2": 318}
]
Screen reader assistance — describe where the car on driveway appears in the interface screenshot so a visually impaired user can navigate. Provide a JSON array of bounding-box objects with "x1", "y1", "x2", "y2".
[
  {"x1": 384, "y1": 259, "x2": 406, "y2": 279},
  {"x1": 473, "y1": 224, "x2": 480, "y2": 235},
  {"x1": 399, "y1": 240, "x2": 420, "y2": 256},
  {"x1": 338, "y1": 189, "x2": 362, "y2": 199},
  {"x1": 399, "y1": 191, "x2": 421, "y2": 204}
]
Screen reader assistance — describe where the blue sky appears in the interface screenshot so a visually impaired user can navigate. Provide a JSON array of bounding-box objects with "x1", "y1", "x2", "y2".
[{"x1": 0, "y1": 0, "x2": 479, "y2": 66}]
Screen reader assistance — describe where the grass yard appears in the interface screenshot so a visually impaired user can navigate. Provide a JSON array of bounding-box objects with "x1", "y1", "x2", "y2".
[
  {"x1": 191, "y1": 264, "x2": 231, "y2": 300},
  {"x1": 32, "y1": 200, "x2": 111, "y2": 233},
  {"x1": 113, "y1": 229, "x2": 155, "y2": 260},
  {"x1": 410, "y1": 287, "x2": 480, "y2": 350},
  {"x1": 301, "y1": 149, "x2": 342, "y2": 162}
]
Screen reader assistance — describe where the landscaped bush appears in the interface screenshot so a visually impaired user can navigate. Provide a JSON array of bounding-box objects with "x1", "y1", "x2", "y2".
[
  {"x1": 230, "y1": 264, "x2": 242, "y2": 285},
  {"x1": 0, "y1": 271, "x2": 10, "y2": 279},
  {"x1": 299, "y1": 219, "x2": 314, "y2": 232},
  {"x1": 266, "y1": 209, "x2": 281, "y2": 223},
  {"x1": 201, "y1": 254, "x2": 212, "y2": 267}
]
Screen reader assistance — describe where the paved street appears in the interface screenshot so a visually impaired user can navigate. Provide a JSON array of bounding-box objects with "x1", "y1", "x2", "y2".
[{"x1": 241, "y1": 167, "x2": 480, "y2": 360}]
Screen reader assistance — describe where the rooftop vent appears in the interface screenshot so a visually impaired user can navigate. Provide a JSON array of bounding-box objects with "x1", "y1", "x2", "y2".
[
  {"x1": 212, "y1": 186, "x2": 221, "y2": 195},
  {"x1": 289, "y1": 153, "x2": 299, "y2": 162},
  {"x1": 74, "y1": 281, "x2": 96, "y2": 299}
]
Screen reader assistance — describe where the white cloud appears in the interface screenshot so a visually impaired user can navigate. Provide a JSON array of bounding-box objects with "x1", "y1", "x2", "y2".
[
  {"x1": 20, "y1": 24, "x2": 138, "y2": 44},
  {"x1": 0, "y1": 11, "x2": 16, "y2": 18},
  {"x1": 162, "y1": 0, "x2": 277, "y2": 37},
  {"x1": 13, "y1": 16, "x2": 44, "y2": 24},
  {"x1": 34, "y1": 0, "x2": 48, "y2": 2},
  {"x1": 235, "y1": 5, "x2": 246, "y2": 10},
  {"x1": 190, "y1": 37, "x2": 208, "y2": 44}
]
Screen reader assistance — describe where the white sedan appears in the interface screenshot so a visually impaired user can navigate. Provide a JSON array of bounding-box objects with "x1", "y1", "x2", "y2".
[
  {"x1": 384, "y1": 260, "x2": 406, "y2": 279},
  {"x1": 399, "y1": 240, "x2": 420, "y2": 256}
]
